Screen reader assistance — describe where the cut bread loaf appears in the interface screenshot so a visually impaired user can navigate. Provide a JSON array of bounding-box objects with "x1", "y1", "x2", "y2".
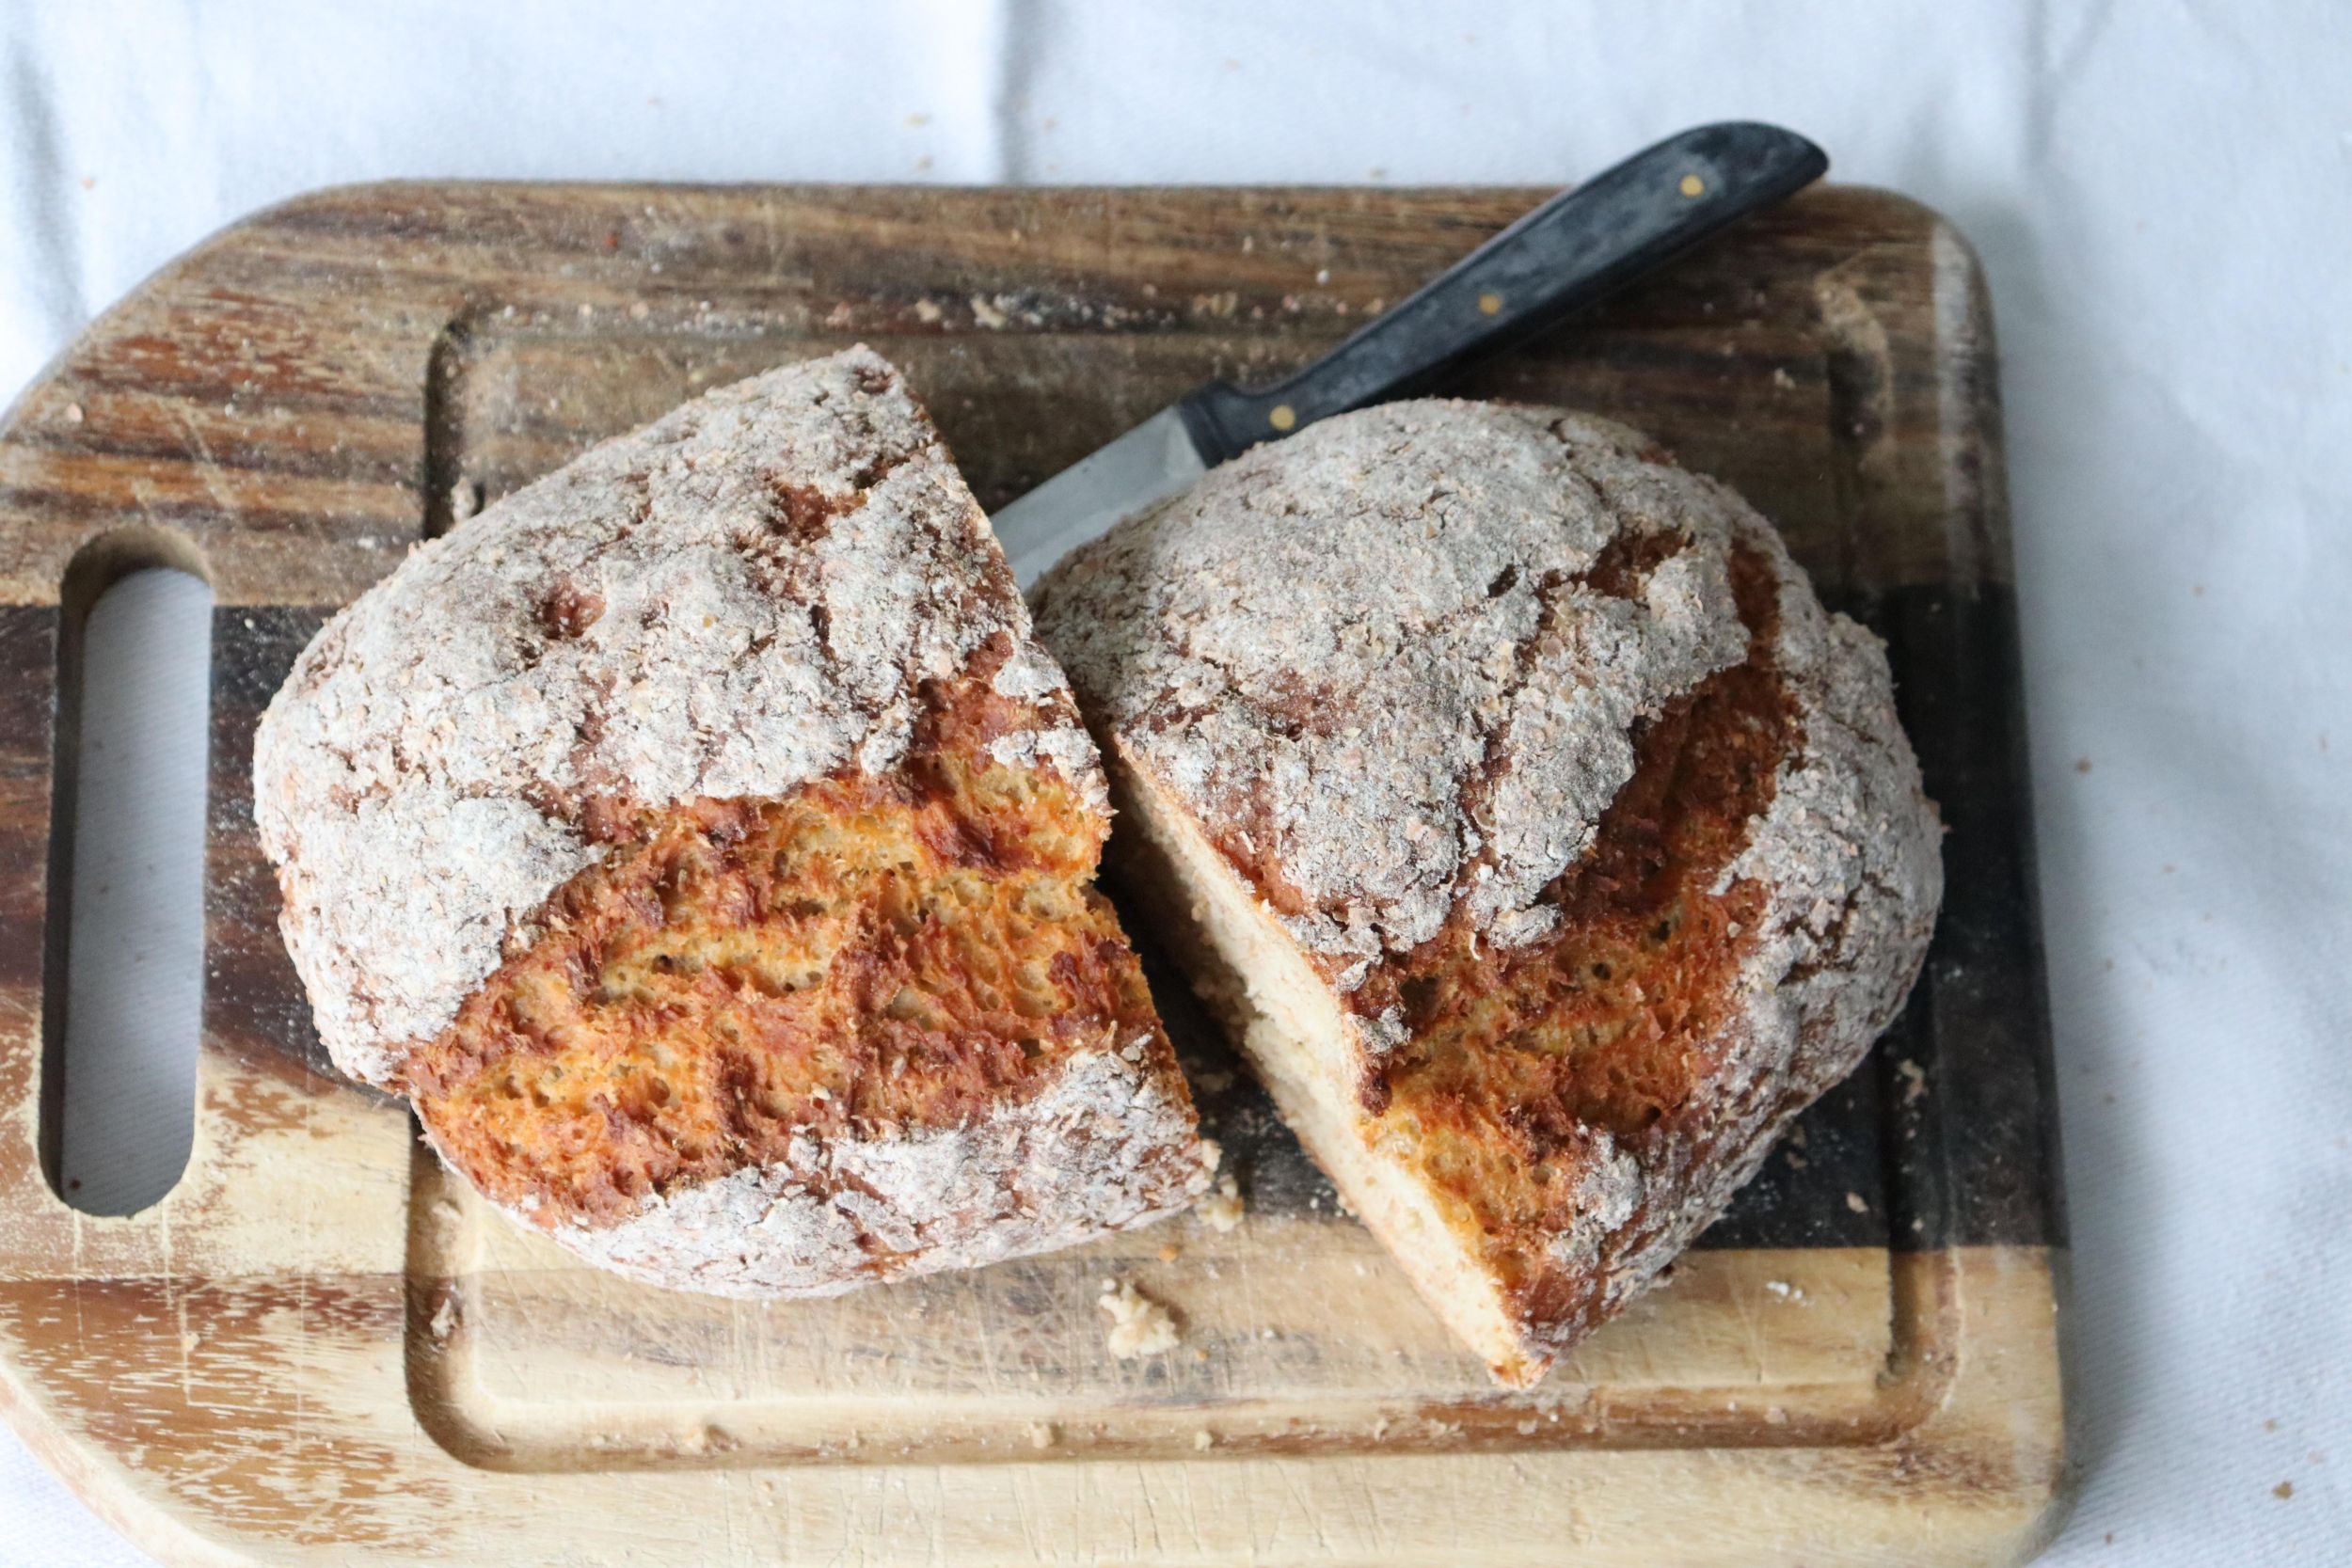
[
  {"x1": 254, "y1": 346, "x2": 1211, "y2": 1296},
  {"x1": 1031, "y1": 400, "x2": 1942, "y2": 1386}
]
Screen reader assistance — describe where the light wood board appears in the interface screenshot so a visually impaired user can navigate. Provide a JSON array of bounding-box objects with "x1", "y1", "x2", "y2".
[{"x1": 0, "y1": 182, "x2": 2069, "y2": 1565}]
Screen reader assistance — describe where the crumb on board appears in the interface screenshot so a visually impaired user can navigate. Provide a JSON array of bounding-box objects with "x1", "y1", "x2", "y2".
[
  {"x1": 1846, "y1": 1191, "x2": 1869, "y2": 1214},
  {"x1": 1192, "y1": 1430, "x2": 1215, "y2": 1451},
  {"x1": 428, "y1": 1291, "x2": 459, "y2": 1341},
  {"x1": 1027, "y1": 1421, "x2": 1056, "y2": 1450},
  {"x1": 1897, "y1": 1057, "x2": 1928, "y2": 1104},
  {"x1": 1098, "y1": 1278, "x2": 1181, "y2": 1358},
  {"x1": 1764, "y1": 1279, "x2": 1806, "y2": 1303},
  {"x1": 1197, "y1": 1173, "x2": 1245, "y2": 1233}
]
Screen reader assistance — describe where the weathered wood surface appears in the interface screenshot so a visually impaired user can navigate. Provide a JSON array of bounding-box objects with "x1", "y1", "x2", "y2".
[{"x1": 0, "y1": 182, "x2": 2066, "y2": 1566}]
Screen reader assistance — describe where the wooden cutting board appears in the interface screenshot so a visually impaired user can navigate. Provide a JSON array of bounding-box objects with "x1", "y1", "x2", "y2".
[{"x1": 0, "y1": 182, "x2": 2069, "y2": 1566}]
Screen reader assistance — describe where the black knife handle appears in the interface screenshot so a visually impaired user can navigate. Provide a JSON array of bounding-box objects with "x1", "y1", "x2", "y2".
[{"x1": 1174, "y1": 121, "x2": 1827, "y2": 465}]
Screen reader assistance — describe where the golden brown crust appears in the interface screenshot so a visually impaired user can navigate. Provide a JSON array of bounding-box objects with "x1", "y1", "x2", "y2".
[
  {"x1": 405, "y1": 682, "x2": 1164, "y2": 1233},
  {"x1": 1353, "y1": 542, "x2": 1793, "y2": 1330}
]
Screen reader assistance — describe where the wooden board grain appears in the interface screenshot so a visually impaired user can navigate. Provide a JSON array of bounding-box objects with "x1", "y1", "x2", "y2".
[{"x1": 0, "y1": 182, "x2": 2069, "y2": 1566}]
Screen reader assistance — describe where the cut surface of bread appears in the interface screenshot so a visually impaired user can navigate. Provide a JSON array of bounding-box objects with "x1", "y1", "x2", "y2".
[
  {"x1": 1033, "y1": 400, "x2": 1942, "y2": 1385},
  {"x1": 255, "y1": 347, "x2": 1209, "y2": 1294}
]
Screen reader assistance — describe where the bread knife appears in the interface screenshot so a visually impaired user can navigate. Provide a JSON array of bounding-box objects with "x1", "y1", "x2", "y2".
[{"x1": 993, "y1": 120, "x2": 1826, "y2": 587}]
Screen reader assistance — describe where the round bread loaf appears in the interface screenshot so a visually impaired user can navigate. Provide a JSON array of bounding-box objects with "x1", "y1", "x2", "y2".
[
  {"x1": 1031, "y1": 399, "x2": 1942, "y2": 1385},
  {"x1": 255, "y1": 347, "x2": 1210, "y2": 1295}
]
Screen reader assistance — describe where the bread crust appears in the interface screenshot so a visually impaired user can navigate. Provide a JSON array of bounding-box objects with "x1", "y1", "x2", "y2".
[
  {"x1": 255, "y1": 348, "x2": 1206, "y2": 1293},
  {"x1": 1033, "y1": 400, "x2": 1941, "y2": 1381},
  {"x1": 255, "y1": 345, "x2": 1103, "y2": 1086}
]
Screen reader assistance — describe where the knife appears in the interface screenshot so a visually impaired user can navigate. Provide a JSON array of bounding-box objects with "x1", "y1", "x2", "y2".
[{"x1": 993, "y1": 121, "x2": 1827, "y2": 587}]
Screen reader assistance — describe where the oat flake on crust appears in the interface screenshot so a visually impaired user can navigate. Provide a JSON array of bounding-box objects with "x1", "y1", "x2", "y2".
[{"x1": 253, "y1": 345, "x2": 1104, "y2": 1086}]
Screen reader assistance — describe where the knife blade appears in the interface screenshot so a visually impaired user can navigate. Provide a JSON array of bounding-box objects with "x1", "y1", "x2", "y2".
[{"x1": 994, "y1": 121, "x2": 1827, "y2": 587}]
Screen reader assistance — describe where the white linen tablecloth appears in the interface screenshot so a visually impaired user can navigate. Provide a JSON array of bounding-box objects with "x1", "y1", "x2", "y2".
[{"x1": 4, "y1": 2, "x2": 2346, "y2": 1562}]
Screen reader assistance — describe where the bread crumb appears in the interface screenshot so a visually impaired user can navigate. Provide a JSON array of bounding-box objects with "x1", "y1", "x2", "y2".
[
  {"x1": 1158, "y1": 1242, "x2": 1183, "y2": 1262},
  {"x1": 1897, "y1": 1058, "x2": 1928, "y2": 1104},
  {"x1": 1764, "y1": 1279, "x2": 1805, "y2": 1302},
  {"x1": 1846, "y1": 1191, "x2": 1869, "y2": 1214},
  {"x1": 1192, "y1": 1430, "x2": 1215, "y2": 1450},
  {"x1": 1197, "y1": 1174, "x2": 1245, "y2": 1233},
  {"x1": 970, "y1": 294, "x2": 1009, "y2": 330},
  {"x1": 1193, "y1": 1069, "x2": 1236, "y2": 1095},
  {"x1": 428, "y1": 1291, "x2": 459, "y2": 1340},
  {"x1": 1027, "y1": 1421, "x2": 1057, "y2": 1450},
  {"x1": 2273, "y1": 1481, "x2": 2294, "y2": 1500},
  {"x1": 1198, "y1": 1136, "x2": 1222, "y2": 1173},
  {"x1": 1098, "y1": 1278, "x2": 1181, "y2": 1358},
  {"x1": 62, "y1": 402, "x2": 83, "y2": 424},
  {"x1": 914, "y1": 297, "x2": 944, "y2": 324}
]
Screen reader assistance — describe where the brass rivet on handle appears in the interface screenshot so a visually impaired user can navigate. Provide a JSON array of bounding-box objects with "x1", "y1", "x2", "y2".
[
  {"x1": 1268, "y1": 404, "x2": 1297, "y2": 431},
  {"x1": 1679, "y1": 173, "x2": 1706, "y2": 198},
  {"x1": 1477, "y1": 292, "x2": 1504, "y2": 315}
]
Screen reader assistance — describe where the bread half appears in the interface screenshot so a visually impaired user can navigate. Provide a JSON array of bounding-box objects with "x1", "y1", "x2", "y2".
[
  {"x1": 255, "y1": 347, "x2": 1211, "y2": 1295},
  {"x1": 1031, "y1": 401, "x2": 1942, "y2": 1385}
]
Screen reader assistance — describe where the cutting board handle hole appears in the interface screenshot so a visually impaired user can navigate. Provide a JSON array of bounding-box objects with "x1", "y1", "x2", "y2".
[{"x1": 41, "y1": 540, "x2": 214, "y2": 1216}]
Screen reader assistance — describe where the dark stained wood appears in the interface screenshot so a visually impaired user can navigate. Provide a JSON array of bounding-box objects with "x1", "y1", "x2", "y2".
[{"x1": 0, "y1": 182, "x2": 2064, "y2": 1568}]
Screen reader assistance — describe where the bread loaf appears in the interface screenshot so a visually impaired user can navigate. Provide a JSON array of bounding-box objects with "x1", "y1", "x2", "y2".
[
  {"x1": 254, "y1": 347, "x2": 1212, "y2": 1295},
  {"x1": 1031, "y1": 401, "x2": 1941, "y2": 1385}
]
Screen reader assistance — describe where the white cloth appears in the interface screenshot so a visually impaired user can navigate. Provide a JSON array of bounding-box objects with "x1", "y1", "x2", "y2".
[{"x1": 4, "y1": 2, "x2": 2346, "y2": 1562}]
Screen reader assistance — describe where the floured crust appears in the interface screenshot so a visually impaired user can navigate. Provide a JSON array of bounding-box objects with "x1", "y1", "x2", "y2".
[
  {"x1": 535, "y1": 1048, "x2": 1203, "y2": 1297},
  {"x1": 256, "y1": 348, "x2": 1208, "y2": 1296},
  {"x1": 1033, "y1": 401, "x2": 1767, "y2": 1002},
  {"x1": 254, "y1": 345, "x2": 1104, "y2": 1086},
  {"x1": 1034, "y1": 400, "x2": 1942, "y2": 1382}
]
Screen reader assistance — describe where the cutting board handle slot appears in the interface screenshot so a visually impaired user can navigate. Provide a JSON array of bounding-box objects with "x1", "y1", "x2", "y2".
[{"x1": 40, "y1": 527, "x2": 215, "y2": 1215}]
